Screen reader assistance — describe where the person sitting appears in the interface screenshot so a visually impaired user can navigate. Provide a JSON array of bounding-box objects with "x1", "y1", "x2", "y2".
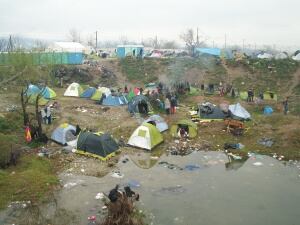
[{"x1": 178, "y1": 127, "x2": 188, "y2": 139}]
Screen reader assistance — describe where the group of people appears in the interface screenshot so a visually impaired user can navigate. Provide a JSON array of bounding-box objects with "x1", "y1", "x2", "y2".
[{"x1": 164, "y1": 94, "x2": 178, "y2": 115}]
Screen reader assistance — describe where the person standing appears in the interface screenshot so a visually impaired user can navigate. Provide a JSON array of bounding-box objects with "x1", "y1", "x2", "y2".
[
  {"x1": 41, "y1": 108, "x2": 47, "y2": 124},
  {"x1": 282, "y1": 97, "x2": 289, "y2": 115},
  {"x1": 164, "y1": 97, "x2": 171, "y2": 115},
  {"x1": 46, "y1": 105, "x2": 52, "y2": 124}
]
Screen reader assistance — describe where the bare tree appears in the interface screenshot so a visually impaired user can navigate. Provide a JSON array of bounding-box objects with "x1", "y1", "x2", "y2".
[
  {"x1": 33, "y1": 39, "x2": 48, "y2": 51},
  {"x1": 0, "y1": 38, "x2": 7, "y2": 52},
  {"x1": 180, "y1": 28, "x2": 207, "y2": 55},
  {"x1": 68, "y1": 28, "x2": 81, "y2": 42}
]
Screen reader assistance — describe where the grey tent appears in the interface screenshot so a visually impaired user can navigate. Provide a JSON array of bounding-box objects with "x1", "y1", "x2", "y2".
[
  {"x1": 128, "y1": 95, "x2": 152, "y2": 114},
  {"x1": 229, "y1": 103, "x2": 251, "y2": 120},
  {"x1": 199, "y1": 102, "x2": 226, "y2": 121}
]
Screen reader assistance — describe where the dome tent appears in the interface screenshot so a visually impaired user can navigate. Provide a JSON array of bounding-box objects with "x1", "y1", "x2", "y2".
[
  {"x1": 102, "y1": 95, "x2": 128, "y2": 106},
  {"x1": 25, "y1": 84, "x2": 40, "y2": 96},
  {"x1": 76, "y1": 131, "x2": 119, "y2": 160},
  {"x1": 51, "y1": 123, "x2": 77, "y2": 145},
  {"x1": 170, "y1": 119, "x2": 198, "y2": 138},
  {"x1": 128, "y1": 95, "x2": 152, "y2": 114},
  {"x1": 80, "y1": 87, "x2": 96, "y2": 98},
  {"x1": 90, "y1": 89, "x2": 103, "y2": 101},
  {"x1": 128, "y1": 123, "x2": 163, "y2": 150},
  {"x1": 41, "y1": 86, "x2": 56, "y2": 99},
  {"x1": 64, "y1": 82, "x2": 83, "y2": 97}
]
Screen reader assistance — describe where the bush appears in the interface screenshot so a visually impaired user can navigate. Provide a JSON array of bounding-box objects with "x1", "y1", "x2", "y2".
[{"x1": 0, "y1": 133, "x2": 13, "y2": 168}]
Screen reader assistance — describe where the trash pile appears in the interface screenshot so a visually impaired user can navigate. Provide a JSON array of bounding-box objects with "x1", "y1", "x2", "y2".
[{"x1": 167, "y1": 140, "x2": 211, "y2": 156}]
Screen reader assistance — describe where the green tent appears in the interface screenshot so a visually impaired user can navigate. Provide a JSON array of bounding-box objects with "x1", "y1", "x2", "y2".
[
  {"x1": 90, "y1": 89, "x2": 103, "y2": 101},
  {"x1": 28, "y1": 94, "x2": 49, "y2": 106},
  {"x1": 170, "y1": 119, "x2": 198, "y2": 138},
  {"x1": 263, "y1": 91, "x2": 277, "y2": 101},
  {"x1": 128, "y1": 123, "x2": 163, "y2": 150},
  {"x1": 76, "y1": 131, "x2": 119, "y2": 160}
]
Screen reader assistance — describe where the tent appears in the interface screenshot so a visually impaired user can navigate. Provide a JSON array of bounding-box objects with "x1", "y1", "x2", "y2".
[
  {"x1": 194, "y1": 48, "x2": 221, "y2": 57},
  {"x1": 64, "y1": 83, "x2": 83, "y2": 97},
  {"x1": 144, "y1": 114, "x2": 168, "y2": 132},
  {"x1": 263, "y1": 91, "x2": 277, "y2": 101},
  {"x1": 76, "y1": 131, "x2": 119, "y2": 160},
  {"x1": 80, "y1": 87, "x2": 96, "y2": 98},
  {"x1": 128, "y1": 95, "x2": 152, "y2": 114},
  {"x1": 170, "y1": 119, "x2": 198, "y2": 138},
  {"x1": 90, "y1": 89, "x2": 103, "y2": 101},
  {"x1": 25, "y1": 84, "x2": 40, "y2": 96},
  {"x1": 257, "y1": 53, "x2": 273, "y2": 59},
  {"x1": 128, "y1": 123, "x2": 163, "y2": 150},
  {"x1": 41, "y1": 87, "x2": 56, "y2": 99},
  {"x1": 229, "y1": 103, "x2": 251, "y2": 120},
  {"x1": 292, "y1": 53, "x2": 300, "y2": 61},
  {"x1": 102, "y1": 95, "x2": 128, "y2": 106},
  {"x1": 199, "y1": 102, "x2": 226, "y2": 121},
  {"x1": 28, "y1": 94, "x2": 49, "y2": 106},
  {"x1": 275, "y1": 52, "x2": 288, "y2": 59},
  {"x1": 98, "y1": 87, "x2": 111, "y2": 97},
  {"x1": 264, "y1": 106, "x2": 273, "y2": 115},
  {"x1": 51, "y1": 123, "x2": 77, "y2": 145}
]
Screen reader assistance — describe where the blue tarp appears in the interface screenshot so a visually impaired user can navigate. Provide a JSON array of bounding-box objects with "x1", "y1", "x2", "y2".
[
  {"x1": 263, "y1": 106, "x2": 273, "y2": 115},
  {"x1": 80, "y1": 87, "x2": 96, "y2": 98},
  {"x1": 195, "y1": 48, "x2": 221, "y2": 57},
  {"x1": 102, "y1": 95, "x2": 128, "y2": 106}
]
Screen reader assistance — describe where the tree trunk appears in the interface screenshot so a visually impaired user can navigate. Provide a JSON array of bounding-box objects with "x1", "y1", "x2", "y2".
[
  {"x1": 35, "y1": 94, "x2": 43, "y2": 138},
  {"x1": 20, "y1": 88, "x2": 29, "y2": 125}
]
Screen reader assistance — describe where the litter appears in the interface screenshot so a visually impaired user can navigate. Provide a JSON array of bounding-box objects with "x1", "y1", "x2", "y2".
[
  {"x1": 111, "y1": 171, "x2": 124, "y2": 178},
  {"x1": 95, "y1": 192, "x2": 105, "y2": 200},
  {"x1": 253, "y1": 162, "x2": 263, "y2": 166},
  {"x1": 257, "y1": 137, "x2": 274, "y2": 147},
  {"x1": 185, "y1": 164, "x2": 201, "y2": 171},
  {"x1": 158, "y1": 161, "x2": 183, "y2": 170}
]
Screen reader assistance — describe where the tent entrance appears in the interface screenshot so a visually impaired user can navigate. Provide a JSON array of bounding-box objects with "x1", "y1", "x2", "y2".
[{"x1": 138, "y1": 100, "x2": 148, "y2": 114}]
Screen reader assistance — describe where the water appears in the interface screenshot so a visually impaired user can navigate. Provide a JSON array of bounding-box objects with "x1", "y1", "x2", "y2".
[
  {"x1": 1, "y1": 151, "x2": 299, "y2": 225},
  {"x1": 56, "y1": 151, "x2": 300, "y2": 225}
]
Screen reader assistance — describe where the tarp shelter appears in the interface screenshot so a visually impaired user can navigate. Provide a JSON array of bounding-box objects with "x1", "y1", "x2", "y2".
[
  {"x1": 170, "y1": 119, "x2": 198, "y2": 138},
  {"x1": 98, "y1": 87, "x2": 111, "y2": 97},
  {"x1": 90, "y1": 89, "x2": 103, "y2": 101},
  {"x1": 144, "y1": 114, "x2": 168, "y2": 132},
  {"x1": 28, "y1": 94, "x2": 49, "y2": 106},
  {"x1": 64, "y1": 83, "x2": 83, "y2": 97},
  {"x1": 102, "y1": 95, "x2": 128, "y2": 106},
  {"x1": 143, "y1": 83, "x2": 158, "y2": 95},
  {"x1": 264, "y1": 106, "x2": 273, "y2": 115},
  {"x1": 51, "y1": 123, "x2": 76, "y2": 145},
  {"x1": 199, "y1": 102, "x2": 226, "y2": 121},
  {"x1": 194, "y1": 48, "x2": 221, "y2": 57},
  {"x1": 80, "y1": 87, "x2": 96, "y2": 98},
  {"x1": 128, "y1": 95, "x2": 152, "y2": 114},
  {"x1": 41, "y1": 87, "x2": 56, "y2": 99},
  {"x1": 76, "y1": 131, "x2": 119, "y2": 160},
  {"x1": 128, "y1": 123, "x2": 163, "y2": 150},
  {"x1": 116, "y1": 45, "x2": 144, "y2": 58},
  {"x1": 229, "y1": 103, "x2": 251, "y2": 120}
]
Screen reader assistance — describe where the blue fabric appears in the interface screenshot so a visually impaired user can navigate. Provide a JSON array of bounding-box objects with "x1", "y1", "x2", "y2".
[
  {"x1": 80, "y1": 87, "x2": 96, "y2": 98},
  {"x1": 195, "y1": 48, "x2": 221, "y2": 56},
  {"x1": 26, "y1": 84, "x2": 40, "y2": 96},
  {"x1": 67, "y1": 53, "x2": 83, "y2": 64},
  {"x1": 264, "y1": 106, "x2": 273, "y2": 115},
  {"x1": 102, "y1": 95, "x2": 128, "y2": 106},
  {"x1": 117, "y1": 47, "x2": 125, "y2": 58}
]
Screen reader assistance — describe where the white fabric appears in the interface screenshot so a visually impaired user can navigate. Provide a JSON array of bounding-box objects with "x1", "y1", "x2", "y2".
[
  {"x1": 50, "y1": 42, "x2": 85, "y2": 53},
  {"x1": 229, "y1": 103, "x2": 251, "y2": 120},
  {"x1": 292, "y1": 53, "x2": 300, "y2": 61},
  {"x1": 128, "y1": 125, "x2": 151, "y2": 150},
  {"x1": 64, "y1": 83, "x2": 81, "y2": 97},
  {"x1": 275, "y1": 53, "x2": 288, "y2": 59},
  {"x1": 51, "y1": 124, "x2": 76, "y2": 145},
  {"x1": 98, "y1": 87, "x2": 111, "y2": 96},
  {"x1": 144, "y1": 115, "x2": 168, "y2": 132},
  {"x1": 257, "y1": 53, "x2": 273, "y2": 59}
]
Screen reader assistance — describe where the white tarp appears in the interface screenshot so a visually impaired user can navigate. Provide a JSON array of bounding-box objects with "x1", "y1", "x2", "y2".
[
  {"x1": 229, "y1": 103, "x2": 251, "y2": 120},
  {"x1": 292, "y1": 53, "x2": 300, "y2": 61},
  {"x1": 257, "y1": 53, "x2": 273, "y2": 59},
  {"x1": 50, "y1": 42, "x2": 85, "y2": 53}
]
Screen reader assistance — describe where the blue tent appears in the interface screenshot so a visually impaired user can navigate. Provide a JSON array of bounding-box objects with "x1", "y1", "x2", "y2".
[
  {"x1": 80, "y1": 87, "x2": 96, "y2": 98},
  {"x1": 263, "y1": 106, "x2": 273, "y2": 115},
  {"x1": 102, "y1": 95, "x2": 128, "y2": 106},
  {"x1": 195, "y1": 48, "x2": 221, "y2": 57},
  {"x1": 25, "y1": 84, "x2": 40, "y2": 96}
]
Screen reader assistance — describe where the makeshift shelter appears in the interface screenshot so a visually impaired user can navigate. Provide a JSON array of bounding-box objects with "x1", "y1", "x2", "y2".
[
  {"x1": 98, "y1": 87, "x2": 111, "y2": 97},
  {"x1": 51, "y1": 123, "x2": 77, "y2": 145},
  {"x1": 116, "y1": 45, "x2": 144, "y2": 58},
  {"x1": 49, "y1": 42, "x2": 85, "y2": 53},
  {"x1": 194, "y1": 48, "x2": 221, "y2": 57},
  {"x1": 102, "y1": 95, "x2": 128, "y2": 106},
  {"x1": 76, "y1": 131, "x2": 119, "y2": 160},
  {"x1": 170, "y1": 120, "x2": 198, "y2": 138},
  {"x1": 80, "y1": 87, "x2": 96, "y2": 98},
  {"x1": 41, "y1": 87, "x2": 56, "y2": 99},
  {"x1": 128, "y1": 123, "x2": 163, "y2": 150},
  {"x1": 264, "y1": 106, "x2": 273, "y2": 115},
  {"x1": 199, "y1": 102, "x2": 226, "y2": 121},
  {"x1": 229, "y1": 103, "x2": 251, "y2": 120},
  {"x1": 128, "y1": 95, "x2": 152, "y2": 114},
  {"x1": 144, "y1": 114, "x2": 168, "y2": 132},
  {"x1": 28, "y1": 94, "x2": 49, "y2": 106},
  {"x1": 64, "y1": 83, "x2": 83, "y2": 97},
  {"x1": 257, "y1": 53, "x2": 273, "y2": 59},
  {"x1": 90, "y1": 89, "x2": 103, "y2": 101}
]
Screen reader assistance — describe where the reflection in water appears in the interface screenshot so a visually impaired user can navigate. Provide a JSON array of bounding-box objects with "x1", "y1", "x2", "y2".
[{"x1": 225, "y1": 153, "x2": 249, "y2": 171}]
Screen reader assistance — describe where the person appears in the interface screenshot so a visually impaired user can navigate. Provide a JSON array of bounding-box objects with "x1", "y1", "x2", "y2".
[
  {"x1": 282, "y1": 97, "x2": 289, "y2": 115},
  {"x1": 46, "y1": 105, "x2": 52, "y2": 124},
  {"x1": 139, "y1": 87, "x2": 143, "y2": 95},
  {"x1": 124, "y1": 85, "x2": 128, "y2": 93},
  {"x1": 164, "y1": 97, "x2": 171, "y2": 114},
  {"x1": 170, "y1": 95, "x2": 177, "y2": 114},
  {"x1": 178, "y1": 127, "x2": 188, "y2": 139},
  {"x1": 231, "y1": 88, "x2": 236, "y2": 98},
  {"x1": 247, "y1": 88, "x2": 253, "y2": 102},
  {"x1": 41, "y1": 108, "x2": 47, "y2": 124},
  {"x1": 259, "y1": 91, "x2": 264, "y2": 100}
]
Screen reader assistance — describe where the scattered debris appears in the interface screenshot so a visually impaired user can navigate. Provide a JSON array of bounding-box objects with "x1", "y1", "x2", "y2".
[
  {"x1": 257, "y1": 137, "x2": 274, "y2": 147},
  {"x1": 158, "y1": 161, "x2": 183, "y2": 170},
  {"x1": 95, "y1": 192, "x2": 105, "y2": 200},
  {"x1": 111, "y1": 171, "x2": 124, "y2": 178},
  {"x1": 8, "y1": 201, "x2": 31, "y2": 209},
  {"x1": 253, "y1": 162, "x2": 263, "y2": 166}
]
